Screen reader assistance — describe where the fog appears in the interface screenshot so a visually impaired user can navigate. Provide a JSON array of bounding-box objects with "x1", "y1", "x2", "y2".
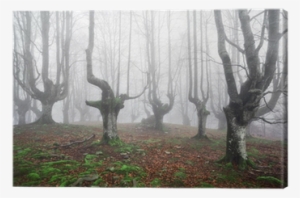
[{"x1": 13, "y1": 10, "x2": 287, "y2": 139}]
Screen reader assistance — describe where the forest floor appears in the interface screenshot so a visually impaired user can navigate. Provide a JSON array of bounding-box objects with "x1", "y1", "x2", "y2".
[{"x1": 13, "y1": 122, "x2": 287, "y2": 188}]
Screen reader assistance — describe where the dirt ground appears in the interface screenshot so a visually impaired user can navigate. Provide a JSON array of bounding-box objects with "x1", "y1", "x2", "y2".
[{"x1": 13, "y1": 122, "x2": 287, "y2": 188}]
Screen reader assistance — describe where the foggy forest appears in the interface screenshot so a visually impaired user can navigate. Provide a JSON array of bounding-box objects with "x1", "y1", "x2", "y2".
[{"x1": 13, "y1": 10, "x2": 287, "y2": 188}]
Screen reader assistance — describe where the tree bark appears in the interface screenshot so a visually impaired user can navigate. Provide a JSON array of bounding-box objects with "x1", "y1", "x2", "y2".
[
  {"x1": 222, "y1": 106, "x2": 248, "y2": 169},
  {"x1": 86, "y1": 11, "x2": 146, "y2": 143},
  {"x1": 186, "y1": 11, "x2": 210, "y2": 138},
  {"x1": 154, "y1": 113, "x2": 164, "y2": 131},
  {"x1": 214, "y1": 10, "x2": 281, "y2": 169},
  {"x1": 14, "y1": 11, "x2": 73, "y2": 125},
  {"x1": 34, "y1": 102, "x2": 55, "y2": 124},
  {"x1": 193, "y1": 103, "x2": 210, "y2": 139}
]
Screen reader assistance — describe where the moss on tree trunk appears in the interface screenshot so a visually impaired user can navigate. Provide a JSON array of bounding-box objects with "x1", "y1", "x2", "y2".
[{"x1": 218, "y1": 106, "x2": 256, "y2": 170}]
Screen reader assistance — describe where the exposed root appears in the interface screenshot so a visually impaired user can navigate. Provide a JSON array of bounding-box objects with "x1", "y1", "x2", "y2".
[
  {"x1": 71, "y1": 173, "x2": 99, "y2": 187},
  {"x1": 215, "y1": 155, "x2": 257, "y2": 170},
  {"x1": 100, "y1": 134, "x2": 120, "y2": 145}
]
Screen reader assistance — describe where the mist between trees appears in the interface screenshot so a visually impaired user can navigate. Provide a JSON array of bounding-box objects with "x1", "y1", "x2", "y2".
[{"x1": 13, "y1": 10, "x2": 287, "y2": 166}]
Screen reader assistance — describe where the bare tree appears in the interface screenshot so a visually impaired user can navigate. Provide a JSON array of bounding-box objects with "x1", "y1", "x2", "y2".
[
  {"x1": 13, "y1": 23, "x2": 31, "y2": 125},
  {"x1": 144, "y1": 11, "x2": 175, "y2": 131},
  {"x1": 14, "y1": 11, "x2": 73, "y2": 124},
  {"x1": 187, "y1": 11, "x2": 210, "y2": 139},
  {"x1": 214, "y1": 10, "x2": 285, "y2": 168},
  {"x1": 209, "y1": 70, "x2": 228, "y2": 130},
  {"x1": 85, "y1": 11, "x2": 147, "y2": 143}
]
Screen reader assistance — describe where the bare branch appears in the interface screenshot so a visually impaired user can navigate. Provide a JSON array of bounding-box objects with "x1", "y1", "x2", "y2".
[
  {"x1": 255, "y1": 11, "x2": 267, "y2": 53},
  {"x1": 122, "y1": 85, "x2": 148, "y2": 101},
  {"x1": 254, "y1": 117, "x2": 287, "y2": 124},
  {"x1": 263, "y1": 96, "x2": 274, "y2": 113},
  {"x1": 225, "y1": 35, "x2": 245, "y2": 54},
  {"x1": 250, "y1": 11, "x2": 264, "y2": 21}
]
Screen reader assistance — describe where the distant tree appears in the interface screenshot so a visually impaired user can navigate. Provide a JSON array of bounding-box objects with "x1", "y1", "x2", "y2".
[
  {"x1": 144, "y1": 11, "x2": 175, "y2": 131},
  {"x1": 209, "y1": 70, "x2": 228, "y2": 130},
  {"x1": 14, "y1": 11, "x2": 73, "y2": 124},
  {"x1": 186, "y1": 11, "x2": 210, "y2": 139},
  {"x1": 13, "y1": 24, "x2": 31, "y2": 125},
  {"x1": 214, "y1": 10, "x2": 286, "y2": 168}
]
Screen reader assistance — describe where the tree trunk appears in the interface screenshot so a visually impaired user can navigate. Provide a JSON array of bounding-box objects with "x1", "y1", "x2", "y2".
[
  {"x1": 86, "y1": 97, "x2": 122, "y2": 143},
  {"x1": 154, "y1": 113, "x2": 164, "y2": 131},
  {"x1": 34, "y1": 102, "x2": 55, "y2": 124},
  {"x1": 193, "y1": 107, "x2": 209, "y2": 139},
  {"x1": 102, "y1": 107, "x2": 118, "y2": 142},
  {"x1": 220, "y1": 106, "x2": 254, "y2": 169}
]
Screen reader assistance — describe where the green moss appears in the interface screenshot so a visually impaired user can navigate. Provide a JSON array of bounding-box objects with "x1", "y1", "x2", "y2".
[
  {"x1": 32, "y1": 152, "x2": 51, "y2": 159},
  {"x1": 41, "y1": 167, "x2": 61, "y2": 175},
  {"x1": 248, "y1": 147, "x2": 260, "y2": 157},
  {"x1": 150, "y1": 178, "x2": 161, "y2": 187},
  {"x1": 91, "y1": 139, "x2": 102, "y2": 146},
  {"x1": 225, "y1": 162, "x2": 233, "y2": 169},
  {"x1": 83, "y1": 154, "x2": 103, "y2": 168},
  {"x1": 114, "y1": 97, "x2": 123, "y2": 107},
  {"x1": 49, "y1": 174, "x2": 63, "y2": 183},
  {"x1": 43, "y1": 160, "x2": 79, "y2": 166},
  {"x1": 174, "y1": 168, "x2": 186, "y2": 180},
  {"x1": 257, "y1": 176, "x2": 283, "y2": 185},
  {"x1": 16, "y1": 148, "x2": 31, "y2": 157},
  {"x1": 108, "y1": 138, "x2": 123, "y2": 146},
  {"x1": 92, "y1": 177, "x2": 104, "y2": 186},
  {"x1": 13, "y1": 159, "x2": 34, "y2": 177},
  {"x1": 27, "y1": 173, "x2": 40, "y2": 180},
  {"x1": 216, "y1": 173, "x2": 236, "y2": 183},
  {"x1": 49, "y1": 174, "x2": 77, "y2": 187},
  {"x1": 238, "y1": 159, "x2": 247, "y2": 170},
  {"x1": 86, "y1": 100, "x2": 102, "y2": 111},
  {"x1": 59, "y1": 181, "x2": 68, "y2": 187}
]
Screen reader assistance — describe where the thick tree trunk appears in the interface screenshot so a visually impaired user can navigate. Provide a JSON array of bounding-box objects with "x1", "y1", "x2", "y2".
[
  {"x1": 220, "y1": 106, "x2": 254, "y2": 169},
  {"x1": 193, "y1": 107, "x2": 209, "y2": 139},
  {"x1": 245, "y1": 121, "x2": 253, "y2": 138},
  {"x1": 86, "y1": 97, "x2": 122, "y2": 143},
  {"x1": 34, "y1": 102, "x2": 55, "y2": 124},
  {"x1": 102, "y1": 109, "x2": 118, "y2": 142},
  {"x1": 154, "y1": 113, "x2": 164, "y2": 131}
]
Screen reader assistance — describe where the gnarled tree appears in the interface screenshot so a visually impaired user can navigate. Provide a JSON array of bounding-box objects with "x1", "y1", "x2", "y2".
[
  {"x1": 214, "y1": 10, "x2": 285, "y2": 168},
  {"x1": 144, "y1": 11, "x2": 175, "y2": 131},
  {"x1": 186, "y1": 11, "x2": 210, "y2": 139},
  {"x1": 85, "y1": 11, "x2": 147, "y2": 143},
  {"x1": 13, "y1": 11, "x2": 73, "y2": 124}
]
